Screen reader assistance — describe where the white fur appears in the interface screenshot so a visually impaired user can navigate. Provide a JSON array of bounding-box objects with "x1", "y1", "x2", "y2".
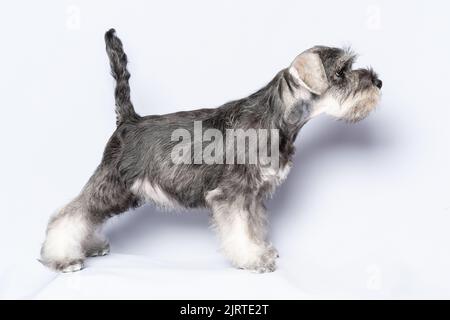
[
  {"x1": 311, "y1": 89, "x2": 380, "y2": 119},
  {"x1": 313, "y1": 94, "x2": 350, "y2": 118},
  {"x1": 214, "y1": 204, "x2": 266, "y2": 269},
  {"x1": 131, "y1": 179, "x2": 178, "y2": 208},
  {"x1": 41, "y1": 209, "x2": 89, "y2": 263},
  {"x1": 62, "y1": 262, "x2": 84, "y2": 273}
]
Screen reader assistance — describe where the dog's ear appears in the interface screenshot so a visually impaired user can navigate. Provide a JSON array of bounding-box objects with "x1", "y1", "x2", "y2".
[{"x1": 289, "y1": 52, "x2": 328, "y2": 95}]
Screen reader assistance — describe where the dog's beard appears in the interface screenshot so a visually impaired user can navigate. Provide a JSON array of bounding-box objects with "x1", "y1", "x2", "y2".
[
  {"x1": 315, "y1": 87, "x2": 380, "y2": 122},
  {"x1": 339, "y1": 87, "x2": 380, "y2": 123}
]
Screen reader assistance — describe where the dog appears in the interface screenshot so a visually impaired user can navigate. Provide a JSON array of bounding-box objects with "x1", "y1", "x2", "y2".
[{"x1": 40, "y1": 29, "x2": 382, "y2": 273}]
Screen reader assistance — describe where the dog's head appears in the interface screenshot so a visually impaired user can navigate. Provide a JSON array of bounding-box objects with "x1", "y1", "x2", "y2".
[{"x1": 289, "y1": 46, "x2": 382, "y2": 122}]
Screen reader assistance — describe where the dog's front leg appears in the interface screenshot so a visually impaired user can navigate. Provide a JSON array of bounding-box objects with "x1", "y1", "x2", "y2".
[{"x1": 210, "y1": 197, "x2": 277, "y2": 273}]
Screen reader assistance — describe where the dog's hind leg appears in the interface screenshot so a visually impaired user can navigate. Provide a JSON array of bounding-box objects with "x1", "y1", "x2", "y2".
[
  {"x1": 40, "y1": 165, "x2": 138, "y2": 272},
  {"x1": 40, "y1": 197, "x2": 92, "y2": 272}
]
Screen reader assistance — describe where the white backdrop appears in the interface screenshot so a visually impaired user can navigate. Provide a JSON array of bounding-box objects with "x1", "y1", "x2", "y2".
[{"x1": 1, "y1": 0, "x2": 449, "y2": 299}]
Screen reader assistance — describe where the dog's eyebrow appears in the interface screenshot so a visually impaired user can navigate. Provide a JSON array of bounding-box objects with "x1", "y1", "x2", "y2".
[
  {"x1": 342, "y1": 47, "x2": 358, "y2": 64},
  {"x1": 336, "y1": 52, "x2": 357, "y2": 71},
  {"x1": 343, "y1": 56, "x2": 356, "y2": 69},
  {"x1": 346, "y1": 54, "x2": 357, "y2": 65}
]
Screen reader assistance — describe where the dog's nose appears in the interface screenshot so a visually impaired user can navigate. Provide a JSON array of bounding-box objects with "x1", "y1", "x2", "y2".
[{"x1": 373, "y1": 79, "x2": 383, "y2": 89}]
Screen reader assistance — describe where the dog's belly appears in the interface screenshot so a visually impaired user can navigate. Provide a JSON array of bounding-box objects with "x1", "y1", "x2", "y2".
[
  {"x1": 130, "y1": 178, "x2": 180, "y2": 208},
  {"x1": 129, "y1": 163, "x2": 291, "y2": 209}
]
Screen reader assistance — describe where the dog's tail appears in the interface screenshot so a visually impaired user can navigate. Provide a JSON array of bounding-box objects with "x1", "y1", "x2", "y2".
[{"x1": 105, "y1": 28, "x2": 139, "y2": 125}]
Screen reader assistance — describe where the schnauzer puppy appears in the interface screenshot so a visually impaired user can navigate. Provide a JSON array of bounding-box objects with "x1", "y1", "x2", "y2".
[{"x1": 40, "y1": 29, "x2": 382, "y2": 273}]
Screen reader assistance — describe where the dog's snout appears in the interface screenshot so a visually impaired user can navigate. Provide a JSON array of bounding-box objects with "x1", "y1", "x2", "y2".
[{"x1": 373, "y1": 78, "x2": 383, "y2": 89}]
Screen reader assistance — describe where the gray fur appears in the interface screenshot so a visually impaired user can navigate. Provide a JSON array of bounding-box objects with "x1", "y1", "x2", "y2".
[
  {"x1": 104, "y1": 29, "x2": 140, "y2": 125},
  {"x1": 40, "y1": 29, "x2": 381, "y2": 273}
]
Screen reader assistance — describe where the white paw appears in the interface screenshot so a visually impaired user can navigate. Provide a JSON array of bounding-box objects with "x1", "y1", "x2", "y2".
[
  {"x1": 233, "y1": 246, "x2": 278, "y2": 273},
  {"x1": 252, "y1": 255, "x2": 277, "y2": 273},
  {"x1": 266, "y1": 244, "x2": 279, "y2": 259},
  {"x1": 61, "y1": 261, "x2": 84, "y2": 273}
]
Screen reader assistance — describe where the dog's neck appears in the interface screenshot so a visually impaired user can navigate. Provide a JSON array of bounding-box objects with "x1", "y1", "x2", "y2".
[
  {"x1": 226, "y1": 68, "x2": 322, "y2": 159},
  {"x1": 226, "y1": 69, "x2": 318, "y2": 162},
  {"x1": 257, "y1": 69, "x2": 317, "y2": 139}
]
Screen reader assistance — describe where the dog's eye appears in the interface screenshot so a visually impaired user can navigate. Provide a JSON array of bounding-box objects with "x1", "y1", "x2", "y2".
[{"x1": 335, "y1": 70, "x2": 345, "y2": 78}]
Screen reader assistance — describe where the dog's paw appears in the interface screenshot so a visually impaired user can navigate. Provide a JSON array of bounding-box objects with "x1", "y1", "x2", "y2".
[
  {"x1": 226, "y1": 242, "x2": 278, "y2": 273},
  {"x1": 266, "y1": 244, "x2": 279, "y2": 259},
  {"x1": 61, "y1": 260, "x2": 84, "y2": 273},
  {"x1": 87, "y1": 243, "x2": 110, "y2": 257},
  {"x1": 237, "y1": 248, "x2": 277, "y2": 273},
  {"x1": 253, "y1": 259, "x2": 277, "y2": 273},
  {"x1": 85, "y1": 238, "x2": 110, "y2": 257},
  {"x1": 40, "y1": 258, "x2": 85, "y2": 273},
  {"x1": 253, "y1": 247, "x2": 278, "y2": 273},
  {"x1": 38, "y1": 257, "x2": 84, "y2": 272}
]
